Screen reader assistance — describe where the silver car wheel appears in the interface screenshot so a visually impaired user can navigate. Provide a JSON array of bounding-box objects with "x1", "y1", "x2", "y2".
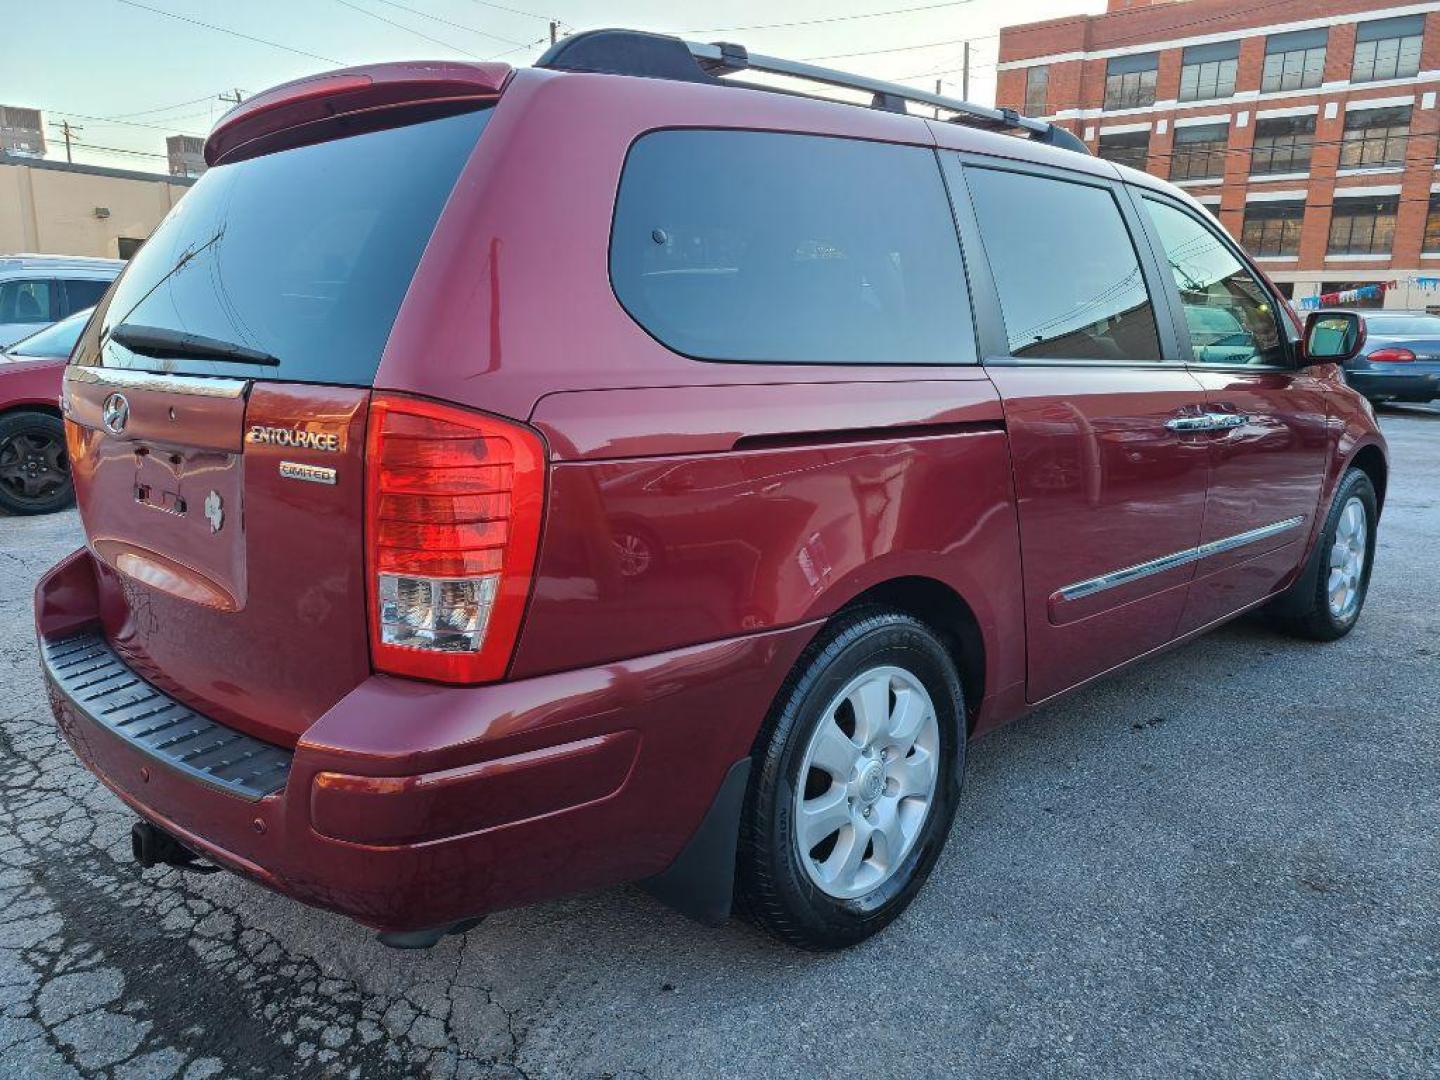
[
  {"x1": 793, "y1": 665, "x2": 940, "y2": 900},
  {"x1": 1327, "y1": 496, "x2": 1368, "y2": 621}
]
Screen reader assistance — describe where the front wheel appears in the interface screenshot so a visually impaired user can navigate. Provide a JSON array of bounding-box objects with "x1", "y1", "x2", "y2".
[
  {"x1": 1269, "y1": 468, "x2": 1377, "y2": 641},
  {"x1": 736, "y1": 609, "x2": 964, "y2": 950},
  {"x1": 0, "y1": 411, "x2": 73, "y2": 516}
]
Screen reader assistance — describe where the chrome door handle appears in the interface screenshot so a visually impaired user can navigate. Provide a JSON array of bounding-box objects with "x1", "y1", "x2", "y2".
[
  {"x1": 1165, "y1": 415, "x2": 1213, "y2": 432},
  {"x1": 1201, "y1": 411, "x2": 1248, "y2": 430},
  {"x1": 1165, "y1": 412, "x2": 1249, "y2": 433}
]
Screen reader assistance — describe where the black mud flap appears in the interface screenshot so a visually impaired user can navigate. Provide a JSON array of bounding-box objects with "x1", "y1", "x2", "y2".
[{"x1": 640, "y1": 758, "x2": 751, "y2": 925}]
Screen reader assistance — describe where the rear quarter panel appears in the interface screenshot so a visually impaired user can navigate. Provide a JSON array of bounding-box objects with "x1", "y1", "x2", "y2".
[
  {"x1": 513, "y1": 380, "x2": 1027, "y2": 728},
  {"x1": 0, "y1": 359, "x2": 64, "y2": 411}
]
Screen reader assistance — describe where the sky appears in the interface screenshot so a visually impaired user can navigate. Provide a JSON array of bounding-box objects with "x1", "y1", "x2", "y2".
[{"x1": 2, "y1": 0, "x2": 1103, "y2": 172}]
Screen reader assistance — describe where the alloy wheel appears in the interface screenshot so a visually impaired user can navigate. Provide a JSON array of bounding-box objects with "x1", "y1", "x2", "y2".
[
  {"x1": 0, "y1": 430, "x2": 68, "y2": 508},
  {"x1": 793, "y1": 665, "x2": 940, "y2": 900},
  {"x1": 1327, "y1": 496, "x2": 1368, "y2": 621}
]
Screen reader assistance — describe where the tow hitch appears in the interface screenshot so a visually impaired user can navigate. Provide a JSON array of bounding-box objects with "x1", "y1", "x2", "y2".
[{"x1": 130, "y1": 821, "x2": 219, "y2": 874}]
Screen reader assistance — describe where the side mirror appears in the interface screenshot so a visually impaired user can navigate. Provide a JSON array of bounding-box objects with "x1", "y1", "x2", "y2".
[{"x1": 1302, "y1": 311, "x2": 1365, "y2": 364}]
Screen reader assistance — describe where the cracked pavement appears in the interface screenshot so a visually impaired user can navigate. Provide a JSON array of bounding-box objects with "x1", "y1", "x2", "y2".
[{"x1": 1, "y1": 406, "x2": 1437, "y2": 1079}]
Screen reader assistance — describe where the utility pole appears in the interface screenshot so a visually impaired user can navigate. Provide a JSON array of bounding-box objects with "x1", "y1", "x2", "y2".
[
  {"x1": 49, "y1": 120, "x2": 81, "y2": 163},
  {"x1": 961, "y1": 40, "x2": 970, "y2": 101},
  {"x1": 217, "y1": 89, "x2": 244, "y2": 108},
  {"x1": 549, "y1": 20, "x2": 559, "y2": 46}
]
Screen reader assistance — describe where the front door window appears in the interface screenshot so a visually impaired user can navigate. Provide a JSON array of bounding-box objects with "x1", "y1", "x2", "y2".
[{"x1": 1142, "y1": 199, "x2": 1286, "y2": 367}]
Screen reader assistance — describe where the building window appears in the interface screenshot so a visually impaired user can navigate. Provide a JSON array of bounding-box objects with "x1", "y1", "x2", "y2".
[
  {"x1": 1351, "y1": 15, "x2": 1424, "y2": 83},
  {"x1": 1241, "y1": 203, "x2": 1305, "y2": 256},
  {"x1": 1097, "y1": 129, "x2": 1150, "y2": 170},
  {"x1": 1339, "y1": 106, "x2": 1410, "y2": 170},
  {"x1": 1250, "y1": 115, "x2": 1316, "y2": 175},
  {"x1": 1024, "y1": 66, "x2": 1048, "y2": 114},
  {"x1": 1179, "y1": 42, "x2": 1239, "y2": 102},
  {"x1": 1328, "y1": 197, "x2": 1398, "y2": 256},
  {"x1": 1105, "y1": 54, "x2": 1158, "y2": 110},
  {"x1": 1169, "y1": 123, "x2": 1229, "y2": 181},
  {"x1": 1262, "y1": 28, "x2": 1327, "y2": 93},
  {"x1": 1423, "y1": 196, "x2": 1440, "y2": 253},
  {"x1": 117, "y1": 237, "x2": 145, "y2": 260}
]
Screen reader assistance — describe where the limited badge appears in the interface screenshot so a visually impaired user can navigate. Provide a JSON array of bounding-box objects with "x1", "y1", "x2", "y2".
[
  {"x1": 204, "y1": 490, "x2": 224, "y2": 533},
  {"x1": 279, "y1": 461, "x2": 337, "y2": 486}
]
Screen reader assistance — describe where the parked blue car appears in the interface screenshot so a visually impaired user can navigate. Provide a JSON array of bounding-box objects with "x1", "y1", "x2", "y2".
[{"x1": 1334, "y1": 310, "x2": 1440, "y2": 404}]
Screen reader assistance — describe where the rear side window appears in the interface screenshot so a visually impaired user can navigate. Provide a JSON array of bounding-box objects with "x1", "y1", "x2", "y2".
[
  {"x1": 95, "y1": 106, "x2": 491, "y2": 385},
  {"x1": 610, "y1": 130, "x2": 972, "y2": 365},
  {"x1": 965, "y1": 167, "x2": 1161, "y2": 362},
  {"x1": 62, "y1": 278, "x2": 110, "y2": 315},
  {"x1": 0, "y1": 279, "x2": 54, "y2": 324}
]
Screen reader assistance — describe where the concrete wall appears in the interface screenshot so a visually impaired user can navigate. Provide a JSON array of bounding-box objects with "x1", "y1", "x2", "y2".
[{"x1": 0, "y1": 156, "x2": 192, "y2": 259}]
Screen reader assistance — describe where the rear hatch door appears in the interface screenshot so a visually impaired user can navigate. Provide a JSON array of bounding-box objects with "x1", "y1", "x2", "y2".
[{"x1": 62, "y1": 95, "x2": 497, "y2": 745}]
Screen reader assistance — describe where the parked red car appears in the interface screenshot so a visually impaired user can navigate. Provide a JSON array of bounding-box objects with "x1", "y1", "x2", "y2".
[
  {"x1": 0, "y1": 307, "x2": 94, "y2": 514},
  {"x1": 36, "y1": 32, "x2": 1387, "y2": 950}
]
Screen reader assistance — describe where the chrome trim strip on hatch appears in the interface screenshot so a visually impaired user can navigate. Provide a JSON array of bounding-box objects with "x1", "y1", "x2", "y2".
[
  {"x1": 65, "y1": 366, "x2": 248, "y2": 399},
  {"x1": 1058, "y1": 516, "x2": 1305, "y2": 602}
]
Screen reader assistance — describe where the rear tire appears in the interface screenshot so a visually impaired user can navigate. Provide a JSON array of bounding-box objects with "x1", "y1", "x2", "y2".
[
  {"x1": 1269, "y1": 468, "x2": 1377, "y2": 641},
  {"x1": 0, "y1": 411, "x2": 73, "y2": 516},
  {"x1": 736, "y1": 609, "x2": 964, "y2": 950}
]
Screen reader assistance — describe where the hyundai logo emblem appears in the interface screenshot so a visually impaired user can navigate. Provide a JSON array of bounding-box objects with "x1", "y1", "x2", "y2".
[{"x1": 102, "y1": 392, "x2": 130, "y2": 435}]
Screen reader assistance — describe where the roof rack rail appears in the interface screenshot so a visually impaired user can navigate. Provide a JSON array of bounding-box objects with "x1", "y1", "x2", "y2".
[{"x1": 535, "y1": 28, "x2": 1089, "y2": 156}]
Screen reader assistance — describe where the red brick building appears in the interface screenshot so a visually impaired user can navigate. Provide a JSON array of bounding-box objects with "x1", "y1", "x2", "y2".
[{"x1": 996, "y1": 0, "x2": 1440, "y2": 309}]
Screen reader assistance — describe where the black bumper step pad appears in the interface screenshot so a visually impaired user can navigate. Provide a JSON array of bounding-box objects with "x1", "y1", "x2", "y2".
[{"x1": 42, "y1": 630, "x2": 293, "y2": 800}]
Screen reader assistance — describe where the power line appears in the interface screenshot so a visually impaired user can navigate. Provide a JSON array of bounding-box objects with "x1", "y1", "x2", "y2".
[
  {"x1": 100, "y1": 93, "x2": 222, "y2": 120},
  {"x1": 462, "y1": 0, "x2": 558, "y2": 23},
  {"x1": 34, "y1": 106, "x2": 206, "y2": 138},
  {"x1": 365, "y1": 0, "x2": 528, "y2": 46},
  {"x1": 112, "y1": 0, "x2": 345, "y2": 65},
  {"x1": 482, "y1": 35, "x2": 551, "y2": 61},
  {"x1": 681, "y1": 1, "x2": 977, "y2": 36},
  {"x1": 802, "y1": 36, "x2": 979, "y2": 62},
  {"x1": 330, "y1": 0, "x2": 488, "y2": 60}
]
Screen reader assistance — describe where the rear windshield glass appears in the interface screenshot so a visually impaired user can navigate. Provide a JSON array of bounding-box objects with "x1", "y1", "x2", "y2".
[{"x1": 95, "y1": 106, "x2": 491, "y2": 385}]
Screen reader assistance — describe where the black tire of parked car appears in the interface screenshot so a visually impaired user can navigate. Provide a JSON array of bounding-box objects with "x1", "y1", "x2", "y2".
[
  {"x1": 0, "y1": 411, "x2": 74, "y2": 516},
  {"x1": 736, "y1": 608, "x2": 965, "y2": 950},
  {"x1": 1268, "y1": 467, "x2": 1378, "y2": 641}
]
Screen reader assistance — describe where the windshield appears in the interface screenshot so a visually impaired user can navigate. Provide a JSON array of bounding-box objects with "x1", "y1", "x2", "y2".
[
  {"x1": 1366, "y1": 315, "x2": 1440, "y2": 337},
  {"x1": 95, "y1": 105, "x2": 492, "y2": 385},
  {"x1": 5, "y1": 307, "x2": 92, "y2": 359}
]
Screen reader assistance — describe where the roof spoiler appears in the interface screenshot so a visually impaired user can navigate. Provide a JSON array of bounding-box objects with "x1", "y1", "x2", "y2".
[
  {"x1": 205, "y1": 61, "x2": 512, "y2": 166},
  {"x1": 537, "y1": 28, "x2": 1089, "y2": 156}
]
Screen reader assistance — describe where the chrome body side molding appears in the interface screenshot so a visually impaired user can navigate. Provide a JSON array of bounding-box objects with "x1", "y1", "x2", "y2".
[{"x1": 1059, "y1": 516, "x2": 1305, "y2": 602}]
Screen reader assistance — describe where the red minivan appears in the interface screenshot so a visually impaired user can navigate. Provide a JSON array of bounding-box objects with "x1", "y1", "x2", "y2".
[{"x1": 36, "y1": 31, "x2": 1387, "y2": 950}]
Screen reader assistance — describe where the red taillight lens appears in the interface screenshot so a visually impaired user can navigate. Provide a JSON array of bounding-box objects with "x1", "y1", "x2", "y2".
[
  {"x1": 365, "y1": 394, "x2": 545, "y2": 683},
  {"x1": 1368, "y1": 348, "x2": 1415, "y2": 363}
]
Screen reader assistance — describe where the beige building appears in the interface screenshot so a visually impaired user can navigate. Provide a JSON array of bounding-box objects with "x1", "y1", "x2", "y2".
[{"x1": 0, "y1": 151, "x2": 194, "y2": 260}]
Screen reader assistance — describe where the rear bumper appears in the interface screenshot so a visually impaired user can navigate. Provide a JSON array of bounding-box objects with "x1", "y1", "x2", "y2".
[
  {"x1": 36, "y1": 548, "x2": 818, "y2": 933},
  {"x1": 1347, "y1": 368, "x2": 1440, "y2": 401}
]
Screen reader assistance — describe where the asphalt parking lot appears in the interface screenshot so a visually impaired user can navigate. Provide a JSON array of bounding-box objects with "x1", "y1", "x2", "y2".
[{"x1": 0, "y1": 405, "x2": 1436, "y2": 1080}]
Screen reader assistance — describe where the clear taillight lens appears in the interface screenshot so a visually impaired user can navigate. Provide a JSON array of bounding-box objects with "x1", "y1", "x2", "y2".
[{"x1": 365, "y1": 394, "x2": 545, "y2": 683}]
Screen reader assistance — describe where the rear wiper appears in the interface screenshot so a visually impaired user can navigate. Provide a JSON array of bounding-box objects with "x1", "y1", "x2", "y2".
[{"x1": 108, "y1": 324, "x2": 280, "y2": 367}]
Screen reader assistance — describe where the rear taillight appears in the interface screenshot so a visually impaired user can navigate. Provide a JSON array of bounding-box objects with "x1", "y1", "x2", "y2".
[
  {"x1": 365, "y1": 394, "x2": 545, "y2": 683},
  {"x1": 1368, "y1": 348, "x2": 1415, "y2": 363}
]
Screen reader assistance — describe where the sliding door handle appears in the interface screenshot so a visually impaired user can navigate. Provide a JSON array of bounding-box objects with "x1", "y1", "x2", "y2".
[
  {"x1": 1165, "y1": 412, "x2": 1250, "y2": 433},
  {"x1": 1165, "y1": 414, "x2": 1213, "y2": 432},
  {"x1": 1201, "y1": 412, "x2": 1249, "y2": 430}
]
